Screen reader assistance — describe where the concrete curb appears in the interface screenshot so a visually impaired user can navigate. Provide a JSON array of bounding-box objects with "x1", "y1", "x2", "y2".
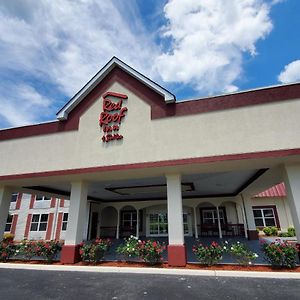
[{"x1": 1, "y1": 263, "x2": 300, "y2": 279}]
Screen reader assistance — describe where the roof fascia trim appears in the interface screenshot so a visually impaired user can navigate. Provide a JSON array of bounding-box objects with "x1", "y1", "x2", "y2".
[{"x1": 56, "y1": 57, "x2": 175, "y2": 120}]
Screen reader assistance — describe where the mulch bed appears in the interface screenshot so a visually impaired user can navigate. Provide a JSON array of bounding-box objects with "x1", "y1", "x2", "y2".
[{"x1": 4, "y1": 259, "x2": 300, "y2": 272}]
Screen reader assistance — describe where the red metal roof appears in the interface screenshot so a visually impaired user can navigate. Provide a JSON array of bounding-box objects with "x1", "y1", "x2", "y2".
[{"x1": 255, "y1": 182, "x2": 286, "y2": 198}]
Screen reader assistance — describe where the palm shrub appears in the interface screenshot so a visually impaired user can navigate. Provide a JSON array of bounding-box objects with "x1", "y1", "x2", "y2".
[
  {"x1": 193, "y1": 241, "x2": 224, "y2": 266},
  {"x1": 261, "y1": 240, "x2": 298, "y2": 268}
]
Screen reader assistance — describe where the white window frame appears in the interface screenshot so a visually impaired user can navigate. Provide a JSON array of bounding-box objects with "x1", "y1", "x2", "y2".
[
  {"x1": 30, "y1": 214, "x2": 49, "y2": 232},
  {"x1": 148, "y1": 212, "x2": 190, "y2": 237},
  {"x1": 62, "y1": 213, "x2": 68, "y2": 231},
  {"x1": 35, "y1": 196, "x2": 51, "y2": 201},
  {"x1": 253, "y1": 207, "x2": 277, "y2": 227},
  {"x1": 202, "y1": 209, "x2": 225, "y2": 224},
  {"x1": 5, "y1": 214, "x2": 13, "y2": 232}
]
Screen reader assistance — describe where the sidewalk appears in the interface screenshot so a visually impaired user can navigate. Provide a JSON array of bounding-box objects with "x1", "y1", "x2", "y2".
[{"x1": 1, "y1": 262, "x2": 300, "y2": 279}]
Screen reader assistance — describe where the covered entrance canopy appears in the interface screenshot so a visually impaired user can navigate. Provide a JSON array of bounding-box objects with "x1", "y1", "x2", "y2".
[{"x1": 1, "y1": 57, "x2": 300, "y2": 266}]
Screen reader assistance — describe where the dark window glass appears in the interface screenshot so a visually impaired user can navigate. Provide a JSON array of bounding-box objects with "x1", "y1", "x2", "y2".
[
  {"x1": 11, "y1": 194, "x2": 18, "y2": 202},
  {"x1": 6, "y1": 215, "x2": 13, "y2": 223},
  {"x1": 32, "y1": 214, "x2": 40, "y2": 222},
  {"x1": 5, "y1": 224, "x2": 11, "y2": 232},
  {"x1": 263, "y1": 209, "x2": 274, "y2": 218},
  {"x1": 35, "y1": 196, "x2": 43, "y2": 201},
  {"x1": 265, "y1": 218, "x2": 276, "y2": 227},
  {"x1": 253, "y1": 210, "x2": 262, "y2": 218},
  {"x1": 63, "y1": 213, "x2": 68, "y2": 222},
  {"x1": 30, "y1": 223, "x2": 38, "y2": 231},
  {"x1": 40, "y1": 214, "x2": 48, "y2": 222},
  {"x1": 39, "y1": 222, "x2": 47, "y2": 231},
  {"x1": 254, "y1": 218, "x2": 264, "y2": 227},
  {"x1": 62, "y1": 222, "x2": 67, "y2": 231}
]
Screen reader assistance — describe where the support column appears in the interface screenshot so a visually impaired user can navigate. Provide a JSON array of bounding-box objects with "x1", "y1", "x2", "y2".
[
  {"x1": 283, "y1": 164, "x2": 300, "y2": 242},
  {"x1": 239, "y1": 203, "x2": 248, "y2": 239},
  {"x1": 116, "y1": 209, "x2": 120, "y2": 239},
  {"x1": 136, "y1": 209, "x2": 139, "y2": 239},
  {"x1": 193, "y1": 206, "x2": 198, "y2": 239},
  {"x1": 241, "y1": 194, "x2": 258, "y2": 240},
  {"x1": 166, "y1": 173, "x2": 186, "y2": 267},
  {"x1": 216, "y1": 206, "x2": 223, "y2": 239},
  {"x1": 0, "y1": 186, "x2": 13, "y2": 240},
  {"x1": 61, "y1": 181, "x2": 88, "y2": 264}
]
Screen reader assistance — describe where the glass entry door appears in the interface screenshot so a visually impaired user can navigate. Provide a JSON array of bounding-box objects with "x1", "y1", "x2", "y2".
[{"x1": 149, "y1": 213, "x2": 168, "y2": 235}]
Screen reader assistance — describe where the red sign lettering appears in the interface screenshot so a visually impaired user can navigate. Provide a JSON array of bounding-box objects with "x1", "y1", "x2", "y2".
[{"x1": 99, "y1": 92, "x2": 128, "y2": 143}]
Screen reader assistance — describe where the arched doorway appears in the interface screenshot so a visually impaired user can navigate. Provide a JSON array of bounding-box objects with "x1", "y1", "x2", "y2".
[{"x1": 100, "y1": 206, "x2": 118, "y2": 238}]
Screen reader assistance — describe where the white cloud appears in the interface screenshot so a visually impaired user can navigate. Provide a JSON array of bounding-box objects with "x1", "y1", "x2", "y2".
[
  {"x1": 155, "y1": 0, "x2": 274, "y2": 95},
  {"x1": 0, "y1": 83, "x2": 53, "y2": 127},
  {"x1": 278, "y1": 60, "x2": 300, "y2": 83},
  {"x1": 0, "y1": 0, "x2": 279, "y2": 127},
  {"x1": 0, "y1": 0, "x2": 158, "y2": 127}
]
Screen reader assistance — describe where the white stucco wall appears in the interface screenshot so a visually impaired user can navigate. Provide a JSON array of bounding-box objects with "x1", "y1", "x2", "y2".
[{"x1": 1, "y1": 81, "x2": 300, "y2": 177}]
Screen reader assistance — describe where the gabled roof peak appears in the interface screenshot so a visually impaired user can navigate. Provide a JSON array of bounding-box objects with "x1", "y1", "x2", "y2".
[{"x1": 56, "y1": 57, "x2": 176, "y2": 120}]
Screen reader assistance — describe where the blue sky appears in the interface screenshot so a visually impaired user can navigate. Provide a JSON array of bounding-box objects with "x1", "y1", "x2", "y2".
[{"x1": 0, "y1": 0, "x2": 299, "y2": 129}]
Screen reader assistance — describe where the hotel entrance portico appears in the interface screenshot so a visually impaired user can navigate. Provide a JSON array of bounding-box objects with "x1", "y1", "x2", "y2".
[{"x1": 1, "y1": 57, "x2": 300, "y2": 266}]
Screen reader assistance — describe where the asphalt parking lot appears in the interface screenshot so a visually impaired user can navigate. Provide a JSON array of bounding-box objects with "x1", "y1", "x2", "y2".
[{"x1": 0, "y1": 268, "x2": 300, "y2": 300}]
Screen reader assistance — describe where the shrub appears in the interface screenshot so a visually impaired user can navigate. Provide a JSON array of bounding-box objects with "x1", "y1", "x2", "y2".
[
  {"x1": 263, "y1": 227, "x2": 278, "y2": 236},
  {"x1": 287, "y1": 227, "x2": 296, "y2": 237},
  {"x1": 279, "y1": 227, "x2": 296, "y2": 238},
  {"x1": 116, "y1": 236, "x2": 140, "y2": 259},
  {"x1": 261, "y1": 240, "x2": 298, "y2": 268},
  {"x1": 228, "y1": 241, "x2": 258, "y2": 265},
  {"x1": 0, "y1": 240, "x2": 15, "y2": 261},
  {"x1": 79, "y1": 238, "x2": 111, "y2": 263},
  {"x1": 193, "y1": 241, "x2": 224, "y2": 266},
  {"x1": 38, "y1": 241, "x2": 62, "y2": 262},
  {"x1": 17, "y1": 240, "x2": 40, "y2": 260},
  {"x1": 138, "y1": 240, "x2": 166, "y2": 265},
  {"x1": 3, "y1": 233, "x2": 14, "y2": 242}
]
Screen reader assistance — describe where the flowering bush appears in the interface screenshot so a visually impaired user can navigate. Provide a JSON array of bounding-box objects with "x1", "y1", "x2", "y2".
[
  {"x1": 16, "y1": 240, "x2": 62, "y2": 262},
  {"x1": 38, "y1": 240, "x2": 62, "y2": 262},
  {"x1": 227, "y1": 241, "x2": 258, "y2": 265},
  {"x1": 261, "y1": 240, "x2": 298, "y2": 268},
  {"x1": 138, "y1": 240, "x2": 166, "y2": 265},
  {"x1": 116, "y1": 236, "x2": 140, "y2": 259},
  {"x1": 79, "y1": 238, "x2": 111, "y2": 263},
  {"x1": 16, "y1": 240, "x2": 40, "y2": 260},
  {"x1": 0, "y1": 240, "x2": 15, "y2": 261},
  {"x1": 193, "y1": 241, "x2": 224, "y2": 266}
]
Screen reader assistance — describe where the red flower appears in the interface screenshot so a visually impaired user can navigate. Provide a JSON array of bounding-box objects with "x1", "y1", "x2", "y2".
[
  {"x1": 79, "y1": 249, "x2": 84, "y2": 255},
  {"x1": 1, "y1": 252, "x2": 7, "y2": 257},
  {"x1": 152, "y1": 241, "x2": 157, "y2": 247}
]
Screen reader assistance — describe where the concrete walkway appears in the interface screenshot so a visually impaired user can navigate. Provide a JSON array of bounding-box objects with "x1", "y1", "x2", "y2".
[{"x1": 1, "y1": 262, "x2": 300, "y2": 279}]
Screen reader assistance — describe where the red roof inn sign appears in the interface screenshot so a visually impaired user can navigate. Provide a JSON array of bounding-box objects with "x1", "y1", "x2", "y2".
[{"x1": 99, "y1": 92, "x2": 128, "y2": 143}]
